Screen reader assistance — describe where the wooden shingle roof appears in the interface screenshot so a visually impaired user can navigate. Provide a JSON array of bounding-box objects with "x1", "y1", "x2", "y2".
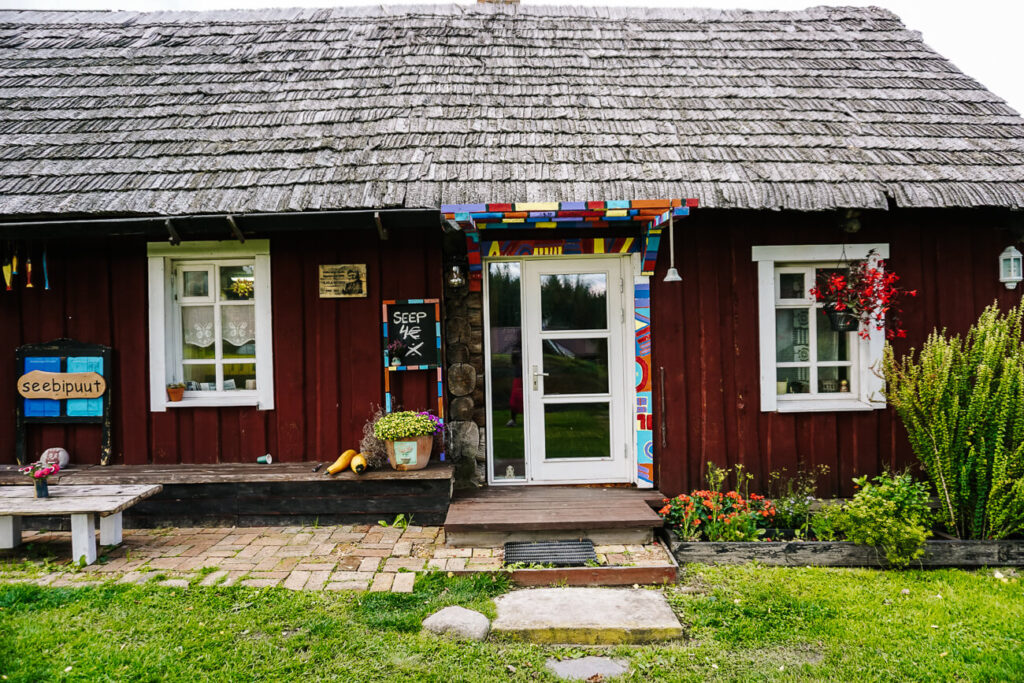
[{"x1": 1, "y1": 4, "x2": 1023, "y2": 217}]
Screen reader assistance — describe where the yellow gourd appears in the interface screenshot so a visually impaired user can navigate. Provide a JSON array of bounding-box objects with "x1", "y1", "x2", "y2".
[
  {"x1": 350, "y1": 453, "x2": 368, "y2": 475},
  {"x1": 326, "y1": 449, "x2": 357, "y2": 475}
]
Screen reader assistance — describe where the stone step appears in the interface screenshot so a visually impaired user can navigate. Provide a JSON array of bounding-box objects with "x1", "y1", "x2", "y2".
[{"x1": 491, "y1": 587, "x2": 683, "y2": 644}]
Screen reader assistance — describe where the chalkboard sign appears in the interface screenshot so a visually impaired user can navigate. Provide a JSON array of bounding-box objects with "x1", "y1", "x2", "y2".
[{"x1": 382, "y1": 299, "x2": 441, "y2": 370}]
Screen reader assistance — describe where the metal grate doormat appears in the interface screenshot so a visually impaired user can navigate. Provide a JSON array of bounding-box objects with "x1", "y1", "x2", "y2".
[{"x1": 503, "y1": 540, "x2": 597, "y2": 567}]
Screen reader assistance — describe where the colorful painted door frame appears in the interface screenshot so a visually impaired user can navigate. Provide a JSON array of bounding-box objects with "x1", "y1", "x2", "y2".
[{"x1": 441, "y1": 199, "x2": 697, "y2": 487}]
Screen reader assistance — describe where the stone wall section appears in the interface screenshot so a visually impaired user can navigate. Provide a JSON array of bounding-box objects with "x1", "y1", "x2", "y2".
[{"x1": 444, "y1": 276, "x2": 487, "y2": 488}]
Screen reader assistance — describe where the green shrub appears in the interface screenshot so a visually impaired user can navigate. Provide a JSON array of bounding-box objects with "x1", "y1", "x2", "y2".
[
  {"x1": 883, "y1": 302, "x2": 1024, "y2": 539},
  {"x1": 767, "y1": 465, "x2": 831, "y2": 536},
  {"x1": 839, "y1": 473, "x2": 932, "y2": 568},
  {"x1": 809, "y1": 502, "x2": 845, "y2": 542}
]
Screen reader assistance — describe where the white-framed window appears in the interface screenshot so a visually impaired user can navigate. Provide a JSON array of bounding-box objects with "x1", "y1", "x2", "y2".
[
  {"x1": 147, "y1": 240, "x2": 274, "y2": 411},
  {"x1": 751, "y1": 244, "x2": 888, "y2": 413}
]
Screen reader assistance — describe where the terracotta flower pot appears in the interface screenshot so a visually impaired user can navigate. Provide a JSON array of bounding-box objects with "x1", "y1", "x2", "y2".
[
  {"x1": 166, "y1": 386, "x2": 185, "y2": 402},
  {"x1": 385, "y1": 435, "x2": 434, "y2": 471}
]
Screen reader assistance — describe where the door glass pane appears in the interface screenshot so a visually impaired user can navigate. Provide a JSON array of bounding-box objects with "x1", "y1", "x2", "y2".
[
  {"x1": 818, "y1": 366, "x2": 851, "y2": 394},
  {"x1": 540, "y1": 273, "x2": 607, "y2": 330},
  {"x1": 777, "y1": 367, "x2": 810, "y2": 394},
  {"x1": 183, "y1": 270, "x2": 209, "y2": 298},
  {"x1": 224, "y1": 363, "x2": 256, "y2": 391},
  {"x1": 222, "y1": 306, "x2": 256, "y2": 358},
  {"x1": 183, "y1": 364, "x2": 217, "y2": 391},
  {"x1": 182, "y1": 306, "x2": 216, "y2": 359},
  {"x1": 817, "y1": 308, "x2": 850, "y2": 361},
  {"x1": 220, "y1": 265, "x2": 255, "y2": 301},
  {"x1": 776, "y1": 308, "x2": 809, "y2": 363},
  {"x1": 487, "y1": 262, "x2": 525, "y2": 480},
  {"x1": 779, "y1": 272, "x2": 805, "y2": 299},
  {"x1": 544, "y1": 403, "x2": 610, "y2": 459},
  {"x1": 543, "y1": 338, "x2": 608, "y2": 395}
]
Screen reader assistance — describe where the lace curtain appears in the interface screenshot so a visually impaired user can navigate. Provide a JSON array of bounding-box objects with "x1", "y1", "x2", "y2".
[{"x1": 183, "y1": 306, "x2": 256, "y2": 348}]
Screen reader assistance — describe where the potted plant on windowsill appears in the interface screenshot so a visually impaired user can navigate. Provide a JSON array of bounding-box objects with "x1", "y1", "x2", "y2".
[
  {"x1": 809, "y1": 249, "x2": 916, "y2": 339},
  {"x1": 372, "y1": 410, "x2": 442, "y2": 471},
  {"x1": 166, "y1": 383, "x2": 186, "y2": 402},
  {"x1": 19, "y1": 461, "x2": 61, "y2": 498}
]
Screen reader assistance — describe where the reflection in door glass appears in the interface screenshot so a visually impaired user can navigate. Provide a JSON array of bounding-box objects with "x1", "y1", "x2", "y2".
[
  {"x1": 487, "y1": 262, "x2": 525, "y2": 480},
  {"x1": 542, "y1": 338, "x2": 609, "y2": 395},
  {"x1": 544, "y1": 403, "x2": 610, "y2": 459},
  {"x1": 540, "y1": 273, "x2": 607, "y2": 330}
]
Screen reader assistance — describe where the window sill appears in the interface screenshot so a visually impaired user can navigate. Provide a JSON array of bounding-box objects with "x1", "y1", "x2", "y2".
[
  {"x1": 775, "y1": 398, "x2": 884, "y2": 413},
  {"x1": 164, "y1": 397, "x2": 261, "y2": 409}
]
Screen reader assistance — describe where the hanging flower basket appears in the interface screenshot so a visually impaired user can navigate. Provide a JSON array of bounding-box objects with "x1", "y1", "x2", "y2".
[
  {"x1": 824, "y1": 302, "x2": 860, "y2": 333},
  {"x1": 809, "y1": 250, "x2": 917, "y2": 340}
]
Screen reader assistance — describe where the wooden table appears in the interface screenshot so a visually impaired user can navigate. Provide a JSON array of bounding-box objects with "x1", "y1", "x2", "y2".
[{"x1": 0, "y1": 484, "x2": 162, "y2": 565}]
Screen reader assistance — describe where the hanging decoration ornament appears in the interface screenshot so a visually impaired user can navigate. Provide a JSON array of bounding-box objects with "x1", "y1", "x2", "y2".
[{"x1": 2, "y1": 243, "x2": 12, "y2": 291}]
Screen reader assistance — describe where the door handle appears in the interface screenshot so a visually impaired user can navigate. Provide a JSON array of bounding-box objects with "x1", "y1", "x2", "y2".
[{"x1": 531, "y1": 365, "x2": 549, "y2": 390}]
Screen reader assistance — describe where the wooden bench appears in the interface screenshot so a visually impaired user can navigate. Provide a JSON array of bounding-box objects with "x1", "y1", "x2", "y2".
[{"x1": 0, "y1": 484, "x2": 162, "y2": 565}]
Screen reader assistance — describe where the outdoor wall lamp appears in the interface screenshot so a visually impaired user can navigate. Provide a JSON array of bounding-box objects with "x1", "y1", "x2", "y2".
[
  {"x1": 663, "y1": 206, "x2": 682, "y2": 282},
  {"x1": 999, "y1": 245, "x2": 1023, "y2": 289}
]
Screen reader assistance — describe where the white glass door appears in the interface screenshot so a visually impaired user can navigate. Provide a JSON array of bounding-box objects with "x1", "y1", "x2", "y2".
[{"x1": 519, "y1": 257, "x2": 631, "y2": 483}]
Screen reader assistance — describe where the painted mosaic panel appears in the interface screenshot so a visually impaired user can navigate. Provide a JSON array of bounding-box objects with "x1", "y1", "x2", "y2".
[{"x1": 634, "y1": 279, "x2": 654, "y2": 487}]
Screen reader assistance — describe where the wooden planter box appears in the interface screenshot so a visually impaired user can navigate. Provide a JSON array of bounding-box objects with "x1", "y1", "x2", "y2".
[{"x1": 664, "y1": 531, "x2": 1024, "y2": 567}]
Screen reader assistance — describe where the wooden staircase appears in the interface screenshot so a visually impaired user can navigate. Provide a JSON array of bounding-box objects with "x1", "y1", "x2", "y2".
[{"x1": 443, "y1": 485, "x2": 665, "y2": 547}]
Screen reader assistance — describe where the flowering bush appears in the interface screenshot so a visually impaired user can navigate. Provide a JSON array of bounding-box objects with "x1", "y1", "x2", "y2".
[
  {"x1": 809, "y1": 249, "x2": 916, "y2": 340},
  {"x1": 372, "y1": 410, "x2": 442, "y2": 441},
  {"x1": 19, "y1": 461, "x2": 60, "y2": 480},
  {"x1": 659, "y1": 490, "x2": 776, "y2": 542}
]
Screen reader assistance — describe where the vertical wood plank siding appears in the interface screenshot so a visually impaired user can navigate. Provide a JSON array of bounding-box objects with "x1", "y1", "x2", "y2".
[
  {"x1": 651, "y1": 208, "x2": 1023, "y2": 498},
  {"x1": 0, "y1": 225, "x2": 441, "y2": 466}
]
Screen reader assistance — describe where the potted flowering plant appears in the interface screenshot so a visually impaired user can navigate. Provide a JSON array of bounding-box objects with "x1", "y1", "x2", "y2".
[
  {"x1": 19, "y1": 461, "x2": 61, "y2": 498},
  {"x1": 809, "y1": 249, "x2": 917, "y2": 339},
  {"x1": 166, "y1": 382, "x2": 186, "y2": 402},
  {"x1": 386, "y1": 340, "x2": 407, "y2": 366},
  {"x1": 372, "y1": 410, "x2": 442, "y2": 470}
]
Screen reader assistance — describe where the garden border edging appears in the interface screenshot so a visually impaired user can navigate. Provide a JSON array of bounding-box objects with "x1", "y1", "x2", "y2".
[{"x1": 663, "y1": 531, "x2": 1024, "y2": 567}]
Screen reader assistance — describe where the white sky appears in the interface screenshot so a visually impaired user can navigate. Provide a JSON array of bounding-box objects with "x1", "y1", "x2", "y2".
[{"x1": 2, "y1": 0, "x2": 1022, "y2": 114}]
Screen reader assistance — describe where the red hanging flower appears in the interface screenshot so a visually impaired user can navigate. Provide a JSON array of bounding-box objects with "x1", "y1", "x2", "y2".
[{"x1": 808, "y1": 249, "x2": 916, "y2": 340}]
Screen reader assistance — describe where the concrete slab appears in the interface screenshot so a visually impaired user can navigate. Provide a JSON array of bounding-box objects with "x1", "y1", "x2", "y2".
[
  {"x1": 491, "y1": 587, "x2": 683, "y2": 644},
  {"x1": 546, "y1": 656, "x2": 629, "y2": 681}
]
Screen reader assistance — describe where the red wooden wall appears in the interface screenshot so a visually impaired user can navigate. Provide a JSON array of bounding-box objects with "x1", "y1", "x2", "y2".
[
  {"x1": 0, "y1": 224, "x2": 441, "y2": 465},
  {"x1": 650, "y1": 208, "x2": 1023, "y2": 498}
]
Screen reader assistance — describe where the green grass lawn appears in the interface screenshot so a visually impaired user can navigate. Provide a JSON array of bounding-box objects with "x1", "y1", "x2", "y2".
[{"x1": 1, "y1": 565, "x2": 1021, "y2": 681}]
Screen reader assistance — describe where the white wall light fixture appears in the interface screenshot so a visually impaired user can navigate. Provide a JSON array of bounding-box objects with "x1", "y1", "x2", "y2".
[{"x1": 999, "y1": 245, "x2": 1023, "y2": 289}]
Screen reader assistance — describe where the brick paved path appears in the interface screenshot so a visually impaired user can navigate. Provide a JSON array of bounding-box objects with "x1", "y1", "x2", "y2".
[{"x1": 1, "y1": 524, "x2": 671, "y2": 593}]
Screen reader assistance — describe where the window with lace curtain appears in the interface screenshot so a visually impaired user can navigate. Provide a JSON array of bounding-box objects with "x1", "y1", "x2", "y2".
[{"x1": 147, "y1": 241, "x2": 274, "y2": 411}]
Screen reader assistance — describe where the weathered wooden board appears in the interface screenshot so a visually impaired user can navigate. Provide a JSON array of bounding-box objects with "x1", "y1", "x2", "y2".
[
  {"x1": 0, "y1": 462, "x2": 453, "y2": 485},
  {"x1": 0, "y1": 484, "x2": 161, "y2": 517},
  {"x1": 445, "y1": 486, "x2": 664, "y2": 533},
  {"x1": 17, "y1": 370, "x2": 106, "y2": 399},
  {"x1": 666, "y1": 535, "x2": 1024, "y2": 567}
]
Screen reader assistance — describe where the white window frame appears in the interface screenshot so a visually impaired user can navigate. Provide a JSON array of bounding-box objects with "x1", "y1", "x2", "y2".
[
  {"x1": 752, "y1": 244, "x2": 888, "y2": 413},
  {"x1": 147, "y1": 240, "x2": 274, "y2": 411}
]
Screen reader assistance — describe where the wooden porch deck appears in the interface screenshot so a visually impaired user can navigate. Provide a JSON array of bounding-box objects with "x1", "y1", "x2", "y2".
[
  {"x1": 443, "y1": 485, "x2": 666, "y2": 547},
  {"x1": 0, "y1": 462, "x2": 454, "y2": 528}
]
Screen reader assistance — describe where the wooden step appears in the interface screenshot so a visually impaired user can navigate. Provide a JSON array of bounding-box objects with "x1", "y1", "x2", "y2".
[{"x1": 444, "y1": 485, "x2": 665, "y2": 547}]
